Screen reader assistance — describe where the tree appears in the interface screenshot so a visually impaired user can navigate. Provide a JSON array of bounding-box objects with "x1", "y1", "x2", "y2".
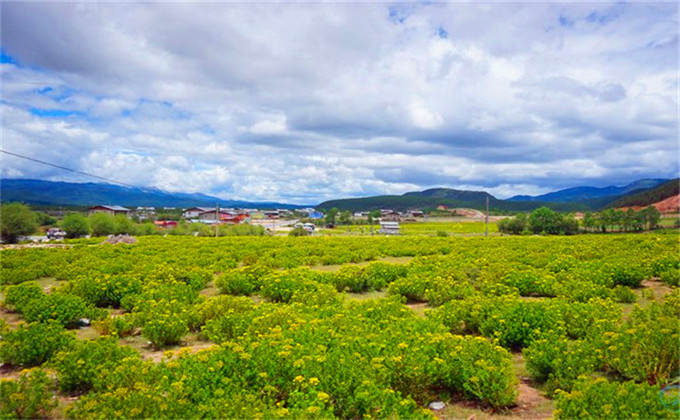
[
  {"x1": 0, "y1": 203, "x2": 37, "y2": 243},
  {"x1": 61, "y1": 213, "x2": 89, "y2": 238},
  {"x1": 498, "y1": 213, "x2": 527, "y2": 235},
  {"x1": 113, "y1": 214, "x2": 135, "y2": 235},
  {"x1": 89, "y1": 213, "x2": 115, "y2": 237},
  {"x1": 528, "y1": 207, "x2": 561, "y2": 235},
  {"x1": 325, "y1": 208, "x2": 339, "y2": 226},
  {"x1": 35, "y1": 212, "x2": 57, "y2": 227},
  {"x1": 640, "y1": 206, "x2": 660, "y2": 230},
  {"x1": 338, "y1": 210, "x2": 351, "y2": 226},
  {"x1": 582, "y1": 213, "x2": 595, "y2": 233}
]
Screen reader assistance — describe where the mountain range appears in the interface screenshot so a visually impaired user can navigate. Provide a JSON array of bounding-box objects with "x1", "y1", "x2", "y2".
[
  {"x1": 507, "y1": 179, "x2": 669, "y2": 203},
  {"x1": 0, "y1": 179, "x2": 306, "y2": 209},
  {"x1": 317, "y1": 179, "x2": 671, "y2": 213},
  {"x1": 0, "y1": 178, "x2": 672, "y2": 212}
]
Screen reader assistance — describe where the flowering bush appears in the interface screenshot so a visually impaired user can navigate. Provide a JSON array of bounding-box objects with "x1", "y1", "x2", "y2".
[
  {"x1": 0, "y1": 368, "x2": 56, "y2": 419},
  {"x1": 554, "y1": 377, "x2": 675, "y2": 419},
  {"x1": 52, "y1": 337, "x2": 141, "y2": 392},
  {"x1": 0, "y1": 321, "x2": 74, "y2": 367}
]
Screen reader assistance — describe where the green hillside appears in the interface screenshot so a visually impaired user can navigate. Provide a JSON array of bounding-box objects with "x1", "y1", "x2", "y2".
[
  {"x1": 606, "y1": 178, "x2": 679, "y2": 209},
  {"x1": 317, "y1": 188, "x2": 591, "y2": 213}
]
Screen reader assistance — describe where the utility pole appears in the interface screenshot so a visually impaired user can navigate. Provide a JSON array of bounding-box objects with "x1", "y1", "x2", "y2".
[
  {"x1": 215, "y1": 202, "x2": 219, "y2": 237},
  {"x1": 485, "y1": 196, "x2": 489, "y2": 237}
]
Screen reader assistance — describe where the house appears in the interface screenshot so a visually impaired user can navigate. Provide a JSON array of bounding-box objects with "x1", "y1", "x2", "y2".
[
  {"x1": 154, "y1": 220, "x2": 178, "y2": 228},
  {"x1": 308, "y1": 211, "x2": 324, "y2": 219},
  {"x1": 379, "y1": 221, "x2": 400, "y2": 235},
  {"x1": 183, "y1": 207, "x2": 215, "y2": 219},
  {"x1": 198, "y1": 210, "x2": 249, "y2": 224},
  {"x1": 264, "y1": 210, "x2": 280, "y2": 219},
  {"x1": 406, "y1": 210, "x2": 424, "y2": 218},
  {"x1": 88, "y1": 205, "x2": 132, "y2": 217}
]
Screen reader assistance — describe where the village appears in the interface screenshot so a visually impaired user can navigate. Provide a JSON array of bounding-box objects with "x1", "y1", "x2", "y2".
[{"x1": 83, "y1": 205, "x2": 433, "y2": 235}]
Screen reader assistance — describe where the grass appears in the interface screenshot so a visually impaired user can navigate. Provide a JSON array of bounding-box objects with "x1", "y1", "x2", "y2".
[{"x1": 316, "y1": 220, "x2": 499, "y2": 236}]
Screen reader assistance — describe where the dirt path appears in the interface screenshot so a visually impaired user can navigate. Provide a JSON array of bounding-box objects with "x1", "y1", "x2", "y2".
[{"x1": 511, "y1": 379, "x2": 553, "y2": 419}]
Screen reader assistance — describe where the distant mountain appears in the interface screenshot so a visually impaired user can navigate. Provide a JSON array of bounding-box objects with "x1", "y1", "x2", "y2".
[
  {"x1": 606, "y1": 178, "x2": 679, "y2": 210},
  {"x1": 0, "y1": 179, "x2": 305, "y2": 209},
  {"x1": 317, "y1": 188, "x2": 589, "y2": 213},
  {"x1": 508, "y1": 179, "x2": 669, "y2": 203}
]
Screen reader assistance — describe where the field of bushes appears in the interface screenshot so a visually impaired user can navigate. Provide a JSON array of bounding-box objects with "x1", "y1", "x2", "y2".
[{"x1": 1, "y1": 232, "x2": 678, "y2": 419}]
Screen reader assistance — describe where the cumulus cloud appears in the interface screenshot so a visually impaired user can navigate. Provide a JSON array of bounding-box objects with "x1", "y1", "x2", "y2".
[{"x1": 0, "y1": 2, "x2": 677, "y2": 203}]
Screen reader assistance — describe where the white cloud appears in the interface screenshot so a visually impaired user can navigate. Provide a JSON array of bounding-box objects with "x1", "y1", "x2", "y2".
[{"x1": 0, "y1": 2, "x2": 677, "y2": 203}]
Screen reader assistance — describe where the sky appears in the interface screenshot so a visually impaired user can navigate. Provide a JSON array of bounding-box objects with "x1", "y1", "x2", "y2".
[{"x1": 1, "y1": 1, "x2": 678, "y2": 204}]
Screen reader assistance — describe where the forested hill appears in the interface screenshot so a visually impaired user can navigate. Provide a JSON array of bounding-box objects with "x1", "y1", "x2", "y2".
[
  {"x1": 606, "y1": 179, "x2": 679, "y2": 209},
  {"x1": 317, "y1": 188, "x2": 591, "y2": 213}
]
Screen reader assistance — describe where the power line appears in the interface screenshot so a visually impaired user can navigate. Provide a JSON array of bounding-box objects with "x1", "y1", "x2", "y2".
[{"x1": 1, "y1": 149, "x2": 141, "y2": 189}]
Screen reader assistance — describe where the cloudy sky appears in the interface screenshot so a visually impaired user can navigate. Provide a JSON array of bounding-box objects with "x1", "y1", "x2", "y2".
[{"x1": 1, "y1": 1, "x2": 677, "y2": 204}]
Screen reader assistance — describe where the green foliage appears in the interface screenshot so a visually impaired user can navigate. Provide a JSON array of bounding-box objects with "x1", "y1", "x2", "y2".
[
  {"x1": 3, "y1": 282, "x2": 44, "y2": 312},
  {"x1": 554, "y1": 378, "x2": 675, "y2": 419},
  {"x1": 0, "y1": 203, "x2": 37, "y2": 243},
  {"x1": 35, "y1": 212, "x2": 57, "y2": 227},
  {"x1": 219, "y1": 223, "x2": 265, "y2": 236},
  {"x1": 216, "y1": 265, "x2": 272, "y2": 295},
  {"x1": 61, "y1": 213, "x2": 90, "y2": 238},
  {"x1": 289, "y1": 226, "x2": 310, "y2": 237},
  {"x1": 497, "y1": 213, "x2": 527, "y2": 235},
  {"x1": 660, "y1": 268, "x2": 679, "y2": 287},
  {"x1": 524, "y1": 335, "x2": 599, "y2": 392},
  {"x1": 141, "y1": 299, "x2": 191, "y2": 348},
  {"x1": 89, "y1": 212, "x2": 116, "y2": 236},
  {"x1": 22, "y1": 293, "x2": 91, "y2": 327},
  {"x1": 0, "y1": 368, "x2": 57, "y2": 419},
  {"x1": 601, "y1": 302, "x2": 679, "y2": 386},
  {"x1": 0, "y1": 322, "x2": 74, "y2": 367},
  {"x1": 113, "y1": 214, "x2": 136, "y2": 235},
  {"x1": 52, "y1": 337, "x2": 141, "y2": 392}
]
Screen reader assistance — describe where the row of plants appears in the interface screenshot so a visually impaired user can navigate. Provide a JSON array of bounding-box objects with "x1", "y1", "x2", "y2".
[{"x1": 0, "y1": 232, "x2": 677, "y2": 418}]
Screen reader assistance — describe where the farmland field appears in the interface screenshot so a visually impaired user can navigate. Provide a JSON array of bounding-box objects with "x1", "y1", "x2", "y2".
[{"x1": 1, "y1": 232, "x2": 679, "y2": 419}]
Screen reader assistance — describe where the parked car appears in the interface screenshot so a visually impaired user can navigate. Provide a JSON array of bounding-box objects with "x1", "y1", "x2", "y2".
[{"x1": 47, "y1": 228, "x2": 66, "y2": 239}]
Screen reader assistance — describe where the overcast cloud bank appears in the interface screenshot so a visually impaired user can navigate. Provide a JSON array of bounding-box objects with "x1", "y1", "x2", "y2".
[{"x1": 1, "y1": 2, "x2": 677, "y2": 203}]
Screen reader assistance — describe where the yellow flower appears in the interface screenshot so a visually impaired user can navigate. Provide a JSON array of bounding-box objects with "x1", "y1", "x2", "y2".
[
  {"x1": 306, "y1": 406, "x2": 320, "y2": 414},
  {"x1": 397, "y1": 342, "x2": 408, "y2": 349},
  {"x1": 309, "y1": 377, "x2": 320, "y2": 386},
  {"x1": 294, "y1": 375, "x2": 305, "y2": 383},
  {"x1": 317, "y1": 392, "x2": 329, "y2": 401}
]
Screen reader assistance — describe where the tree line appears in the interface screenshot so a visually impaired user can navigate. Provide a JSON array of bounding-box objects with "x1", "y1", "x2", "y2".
[
  {"x1": 498, "y1": 206, "x2": 662, "y2": 235},
  {"x1": 0, "y1": 203, "x2": 265, "y2": 243}
]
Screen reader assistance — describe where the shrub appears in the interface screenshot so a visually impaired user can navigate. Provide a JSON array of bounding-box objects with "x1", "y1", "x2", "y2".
[
  {"x1": 479, "y1": 300, "x2": 563, "y2": 349},
  {"x1": 523, "y1": 335, "x2": 598, "y2": 392},
  {"x1": 289, "y1": 227, "x2": 309, "y2": 237},
  {"x1": 22, "y1": 293, "x2": 90, "y2": 327},
  {"x1": 2, "y1": 282, "x2": 44, "y2": 312},
  {"x1": 92, "y1": 315, "x2": 137, "y2": 337},
  {"x1": 613, "y1": 285, "x2": 637, "y2": 303},
  {"x1": 0, "y1": 203, "x2": 38, "y2": 244},
  {"x1": 89, "y1": 213, "x2": 115, "y2": 237},
  {"x1": 141, "y1": 300, "x2": 191, "y2": 348},
  {"x1": 215, "y1": 265, "x2": 272, "y2": 296},
  {"x1": 660, "y1": 268, "x2": 679, "y2": 287},
  {"x1": 500, "y1": 271, "x2": 555, "y2": 297},
  {"x1": 554, "y1": 378, "x2": 675, "y2": 419},
  {"x1": 0, "y1": 322, "x2": 74, "y2": 367},
  {"x1": 259, "y1": 270, "x2": 321, "y2": 303},
  {"x1": 52, "y1": 337, "x2": 141, "y2": 392},
  {"x1": 61, "y1": 213, "x2": 90, "y2": 238},
  {"x1": 601, "y1": 302, "x2": 679, "y2": 386},
  {"x1": 0, "y1": 368, "x2": 57, "y2": 419}
]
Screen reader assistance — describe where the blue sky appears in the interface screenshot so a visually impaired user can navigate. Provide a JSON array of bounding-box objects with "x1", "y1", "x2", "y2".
[{"x1": 1, "y1": 2, "x2": 677, "y2": 203}]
